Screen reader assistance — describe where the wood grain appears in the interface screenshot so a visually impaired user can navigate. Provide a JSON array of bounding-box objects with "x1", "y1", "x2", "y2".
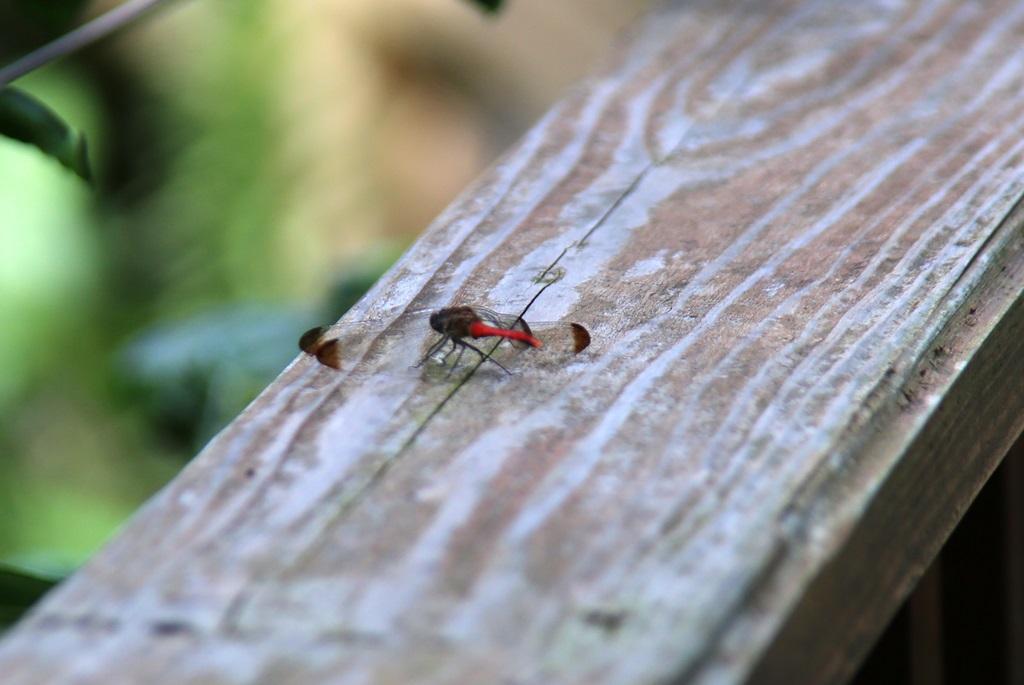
[{"x1": 4, "y1": 0, "x2": 1024, "y2": 683}]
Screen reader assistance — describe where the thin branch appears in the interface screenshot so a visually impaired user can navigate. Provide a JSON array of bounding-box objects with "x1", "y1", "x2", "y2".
[{"x1": 0, "y1": 0, "x2": 182, "y2": 86}]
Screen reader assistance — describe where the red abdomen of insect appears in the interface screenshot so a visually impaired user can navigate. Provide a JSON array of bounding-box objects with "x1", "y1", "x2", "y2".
[{"x1": 466, "y1": 321, "x2": 541, "y2": 347}]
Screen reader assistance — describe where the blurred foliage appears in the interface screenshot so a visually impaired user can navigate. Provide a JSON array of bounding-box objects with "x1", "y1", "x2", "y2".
[
  {"x1": 0, "y1": 87, "x2": 92, "y2": 181},
  {"x1": 0, "y1": 65, "x2": 114, "y2": 606},
  {"x1": 0, "y1": 0, "x2": 501, "y2": 179},
  {"x1": 0, "y1": 564, "x2": 59, "y2": 628},
  {"x1": 0, "y1": 0, "x2": 88, "y2": 60},
  {"x1": 115, "y1": 262, "x2": 390, "y2": 450},
  {"x1": 2, "y1": 0, "x2": 88, "y2": 32},
  {"x1": 0, "y1": 1, "x2": 411, "y2": 629},
  {"x1": 0, "y1": 69, "x2": 100, "y2": 408},
  {"x1": 466, "y1": 0, "x2": 504, "y2": 12},
  {"x1": 119, "y1": 304, "x2": 315, "y2": 449},
  {"x1": 0, "y1": 1, "x2": 355, "y2": 627},
  {"x1": 0, "y1": 1, "x2": 92, "y2": 178}
]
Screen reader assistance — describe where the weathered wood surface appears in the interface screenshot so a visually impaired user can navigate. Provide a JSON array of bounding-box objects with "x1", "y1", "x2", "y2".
[{"x1": 5, "y1": 0, "x2": 1024, "y2": 682}]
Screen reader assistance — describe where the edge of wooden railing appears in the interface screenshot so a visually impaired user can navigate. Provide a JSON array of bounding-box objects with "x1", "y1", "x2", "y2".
[{"x1": 746, "y1": 199, "x2": 1024, "y2": 683}]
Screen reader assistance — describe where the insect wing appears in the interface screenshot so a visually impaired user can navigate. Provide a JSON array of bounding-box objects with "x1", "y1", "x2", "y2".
[
  {"x1": 467, "y1": 306, "x2": 535, "y2": 347},
  {"x1": 298, "y1": 325, "x2": 345, "y2": 368},
  {"x1": 461, "y1": 306, "x2": 590, "y2": 354},
  {"x1": 527, "y1": 321, "x2": 591, "y2": 354},
  {"x1": 465, "y1": 306, "x2": 528, "y2": 330}
]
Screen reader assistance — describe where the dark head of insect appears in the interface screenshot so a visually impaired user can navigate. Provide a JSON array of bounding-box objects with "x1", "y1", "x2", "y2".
[{"x1": 429, "y1": 306, "x2": 478, "y2": 339}]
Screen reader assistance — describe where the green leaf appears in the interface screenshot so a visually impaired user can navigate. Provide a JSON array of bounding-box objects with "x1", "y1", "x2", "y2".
[
  {"x1": 0, "y1": 563, "x2": 60, "y2": 627},
  {"x1": 465, "y1": 0, "x2": 504, "y2": 13},
  {"x1": 118, "y1": 304, "x2": 318, "y2": 449},
  {"x1": 10, "y1": 0, "x2": 90, "y2": 31},
  {"x1": 0, "y1": 87, "x2": 91, "y2": 182}
]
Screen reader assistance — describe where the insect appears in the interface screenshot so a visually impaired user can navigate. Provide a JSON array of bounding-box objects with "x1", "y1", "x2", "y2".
[{"x1": 300, "y1": 305, "x2": 590, "y2": 374}]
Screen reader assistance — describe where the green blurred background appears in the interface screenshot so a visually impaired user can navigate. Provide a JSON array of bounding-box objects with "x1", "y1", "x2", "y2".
[{"x1": 0, "y1": 0, "x2": 644, "y2": 626}]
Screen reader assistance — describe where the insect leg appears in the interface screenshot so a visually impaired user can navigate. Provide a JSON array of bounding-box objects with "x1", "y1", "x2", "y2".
[
  {"x1": 440, "y1": 337, "x2": 458, "y2": 364},
  {"x1": 416, "y1": 335, "x2": 451, "y2": 368},
  {"x1": 460, "y1": 340, "x2": 512, "y2": 375},
  {"x1": 445, "y1": 344, "x2": 466, "y2": 378}
]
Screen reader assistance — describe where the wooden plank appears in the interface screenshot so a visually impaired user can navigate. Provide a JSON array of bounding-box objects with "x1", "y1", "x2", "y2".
[
  {"x1": 4, "y1": 0, "x2": 1024, "y2": 682},
  {"x1": 852, "y1": 435, "x2": 1024, "y2": 684}
]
